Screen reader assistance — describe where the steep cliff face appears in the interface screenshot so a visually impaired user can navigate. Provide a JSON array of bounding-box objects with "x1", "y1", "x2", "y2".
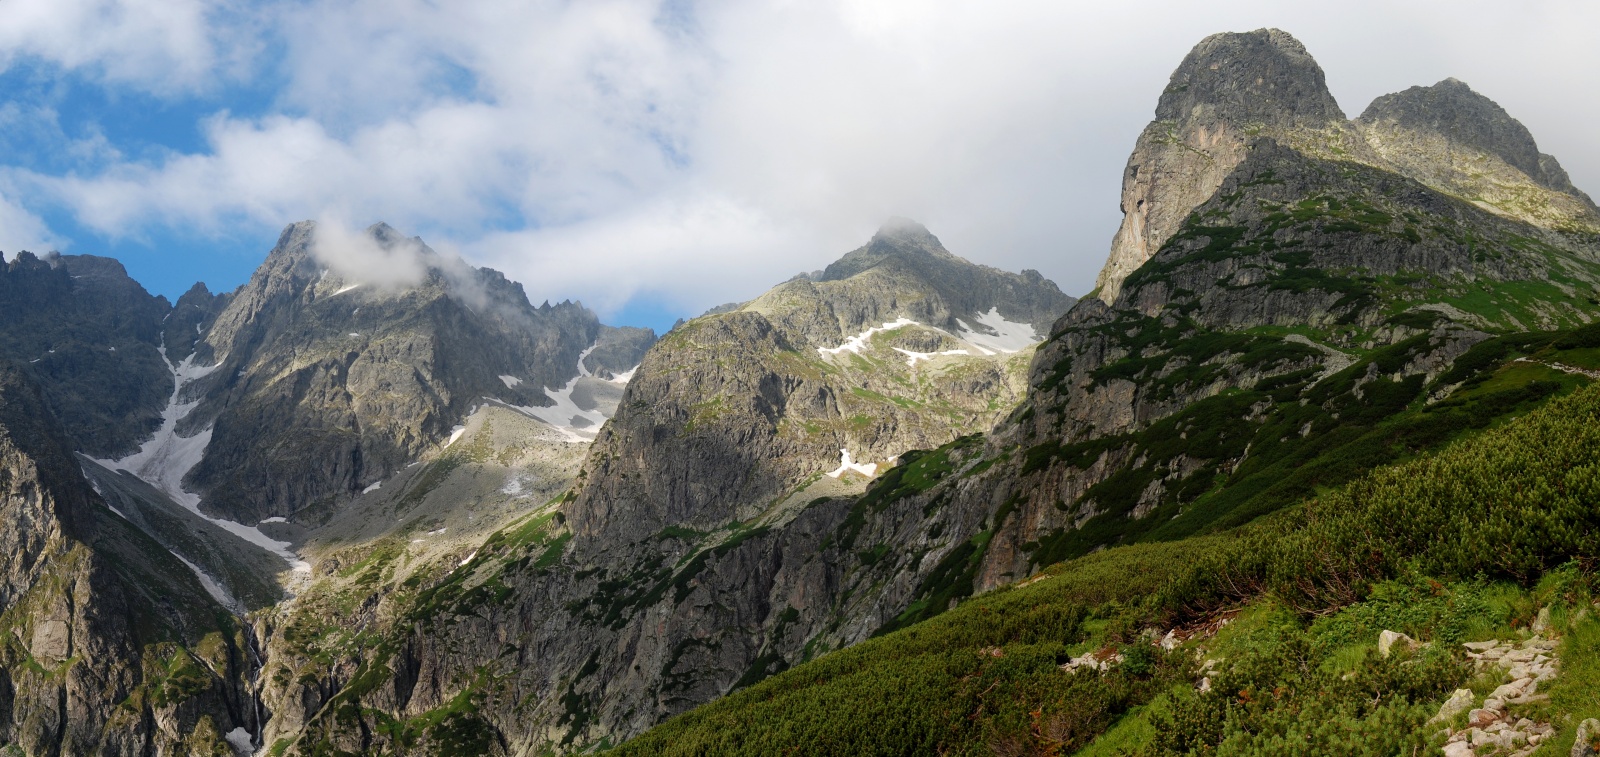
[
  {"x1": 1095, "y1": 28, "x2": 1367, "y2": 303},
  {"x1": 0, "y1": 364, "x2": 254, "y2": 756},
  {"x1": 1356, "y1": 77, "x2": 1600, "y2": 235},
  {"x1": 180, "y1": 222, "x2": 648, "y2": 523},
  {"x1": 0, "y1": 253, "x2": 174, "y2": 457}
]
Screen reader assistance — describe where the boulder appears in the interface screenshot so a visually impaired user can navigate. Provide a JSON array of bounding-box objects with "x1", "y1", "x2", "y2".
[
  {"x1": 1378, "y1": 629, "x2": 1420, "y2": 657},
  {"x1": 1575, "y1": 718, "x2": 1600, "y2": 757},
  {"x1": 1430, "y1": 689, "x2": 1475, "y2": 724}
]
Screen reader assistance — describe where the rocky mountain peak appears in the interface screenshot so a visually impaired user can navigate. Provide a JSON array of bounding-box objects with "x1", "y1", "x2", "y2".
[
  {"x1": 1359, "y1": 78, "x2": 1546, "y2": 182},
  {"x1": 1094, "y1": 29, "x2": 1360, "y2": 305},
  {"x1": 1156, "y1": 28, "x2": 1344, "y2": 127},
  {"x1": 1357, "y1": 78, "x2": 1600, "y2": 226},
  {"x1": 820, "y1": 217, "x2": 962, "y2": 282}
]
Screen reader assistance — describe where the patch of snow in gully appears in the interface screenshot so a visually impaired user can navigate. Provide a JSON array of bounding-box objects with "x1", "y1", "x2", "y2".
[
  {"x1": 893, "y1": 348, "x2": 970, "y2": 367},
  {"x1": 508, "y1": 344, "x2": 611, "y2": 443},
  {"x1": 955, "y1": 308, "x2": 1039, "y2": 354},
  {"x1": 826, "y1": 449, "x2": 878, "y2": 478},
  {"x1": 96, "y1": 346, "x2": 311, "y2": 576},
  {"x1": 817, "y1": 318, "x2": 917, "y2": 356}
]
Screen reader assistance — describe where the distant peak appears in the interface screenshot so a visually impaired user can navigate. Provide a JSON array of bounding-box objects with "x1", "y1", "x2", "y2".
[{"x1": 873, "y1": 217, "x2": 934, "y2": 242}]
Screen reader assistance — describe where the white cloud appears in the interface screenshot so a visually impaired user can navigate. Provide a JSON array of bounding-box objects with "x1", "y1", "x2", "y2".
[
  {"x1": 0, "y1": 191, "x2": 62, "y2": 259},
  {"x1": 0, "y1": 0, "x2": 236, "y2": 93},
  {"x1": 2, "y1": 0, "x2": 1598, "y2": 319},
  {"x1": 310, "y1": 217, "x2": 430, "y2": 290}
]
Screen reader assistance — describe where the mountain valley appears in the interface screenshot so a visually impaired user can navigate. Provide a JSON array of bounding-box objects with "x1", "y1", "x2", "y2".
[{"x1": 0, "y1": 25, "x2": 1599, "y2": 757}]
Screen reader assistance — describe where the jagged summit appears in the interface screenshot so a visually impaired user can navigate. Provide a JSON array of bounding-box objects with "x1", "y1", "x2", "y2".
[
  {"x1": 1094, "y1": 29, "x2": 1365, "y2": 304},
  {"x1": 1360, "y1": 78, "x2": 1546, "y2": 180},
  {"x1": 1156, "y1": 28, "x2": 1345, "y2": 127},
  {"x1": 1095, "y1": 30, "x2": 1600, "y2": 305}
]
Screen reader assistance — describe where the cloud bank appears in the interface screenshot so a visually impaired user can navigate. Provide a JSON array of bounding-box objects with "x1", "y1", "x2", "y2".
[{"x1": 0, "y1": 0, "x2": 1596, "y2": 321}]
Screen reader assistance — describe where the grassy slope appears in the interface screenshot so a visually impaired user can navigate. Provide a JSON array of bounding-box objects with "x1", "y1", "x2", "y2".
[{"x1": 616, "y1": 374, "x2": 1600, "y2": 755}]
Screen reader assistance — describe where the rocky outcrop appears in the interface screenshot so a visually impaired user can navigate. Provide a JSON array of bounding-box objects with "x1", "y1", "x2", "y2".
[
  {"x1": 1095, "y1": 28, "x2": 1364, "y2": 303},
  {"x1": 1357, "y1": 78, "x2": 1600, "y2": 235}
]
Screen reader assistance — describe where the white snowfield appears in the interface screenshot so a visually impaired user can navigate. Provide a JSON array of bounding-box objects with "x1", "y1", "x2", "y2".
[
  {"x1": 498, "y1": 374, "x2": 522, "y2": 388},
  {"x1": 826, "y1": 449, "x2": 878, "y2": 479},
  {"x1": 817, "y1": 318, "x2": 918, "y2": 356},
  {"x1": 442, "y1": 425, "x2": 468, "y2": 448},
  {"x1": 608, "y1": 366, "x2": 638, "y2": 384},
  {"x1": 332, "y1": 283, "x2": 362, "y2": 296},
  {"x1": 956, "y1": 308, "x2": 1039, "y2": 355},
  {"x1": 505, "y1": 343, "x2": 614, "y2": 443},
  {"x1": 817, "y1": 310, "x2": 1040, "y2": 363},
  {"x1": 893, "y1": 348, "x2": 970, "y2": 367},
  {"x1": 362, "y1": 481, "x2": 382, "y2": 494},
  {"x1": 95, "y1": 346, "x2": 312, "y2": 579}
]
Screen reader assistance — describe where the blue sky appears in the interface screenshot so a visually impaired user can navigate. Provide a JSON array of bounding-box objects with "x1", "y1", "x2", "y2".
[{"x1": 0, "y1": 1, "x2": 1596, "y2": 335}]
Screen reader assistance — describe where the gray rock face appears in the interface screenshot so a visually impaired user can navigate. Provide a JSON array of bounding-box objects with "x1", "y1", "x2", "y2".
[
  {"x1": 1096, "y1": 28, "x2": 1361, "y2": 303},
  {"x1": 815, "y1": 218, "x2": 1074, "y2": 336},
  {"x1": 184, "y1": 221, "x2": 635, "y2": 523},
  {"x1": 1357, "y1": 78, "x2": 1600, "y2": 231},
  {"x1": 163, "y1": 281, "x2": 231, "y2": 364},
  {"x1": 0, "y1": 253, "x2": 173, "y2": 457}
]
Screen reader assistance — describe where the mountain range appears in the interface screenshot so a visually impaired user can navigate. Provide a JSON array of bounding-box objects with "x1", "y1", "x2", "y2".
[{"x1": 0, "y1": 25, "x2": 1598, "y2": 757}]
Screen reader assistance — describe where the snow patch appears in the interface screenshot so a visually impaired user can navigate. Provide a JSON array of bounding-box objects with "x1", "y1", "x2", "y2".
[
  {"x1": 458, "y1": 550, "x2": 477, "y2": 567},
  {"x1": 955, "y1": 308, "x2": 1039, "y2": 354},
  {"x1": 175, "y1": 553, "x2": 243, "y2": 615},
  {"x1": 507, "y1": 343, "x2": 610, "y2": 443},
  {"x1": 825, "y1": 449, "x2": 878, "y2": 479},
  {"x1": 817, "y1": 318, "x2": 917, "y2": 356},
  {"x1": 224, "y1": 727, "x2": 253, "y2": 756},
  {"x1": 332, "y1": 283, "x2": 362, "y2": 296},
  {"x1": 427, "y1": 528, "x2": 447, "y2": 536},
  {"x1": 498, "y1": 374, "x2": 522, "y2": 388},
  {"x1": 362, "y1": 480, "x2": 382, "y2": 494},
  {"x1": 95, "y1": 345, "x2": 312, "y2": 578},
  {"x1": 608, "y1": 365, "x2": 638, "y2": 384},
  {"x1": 260, "y1": 517, "x2": 287, "y2": 524},
  {"x1": 443, "y1": 426, "x2": 467, "y2": 448},
  {"x1": 893, "y1": 348, "x2": 970, "y2": 367},
  {"x1": 347, "y1": 332, "x2": 361, "y2": 337}
]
